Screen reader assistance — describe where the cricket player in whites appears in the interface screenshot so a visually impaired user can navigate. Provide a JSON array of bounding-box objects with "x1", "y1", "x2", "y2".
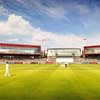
[{"x1": 4, "y1": 62, "x2": 10, "y2": 77}]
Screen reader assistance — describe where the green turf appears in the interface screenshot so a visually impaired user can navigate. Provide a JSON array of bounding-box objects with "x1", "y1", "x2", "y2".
[{"x1": 0, "y1": 64, "x2": 100, "y2": 100}]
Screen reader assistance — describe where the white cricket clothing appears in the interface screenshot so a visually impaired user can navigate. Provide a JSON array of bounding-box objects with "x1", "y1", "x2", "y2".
[
  {"x1": 6, "y1": 64, "x2": 9, "y2": 70},
  {"x1": 5, "y1": 64, "x2": 10, "y2": 77}
]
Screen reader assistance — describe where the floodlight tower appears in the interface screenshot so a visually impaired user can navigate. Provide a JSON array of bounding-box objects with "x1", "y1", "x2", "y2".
[
  {"x1": 82, "y1": 38, "x2": 88, "y2": 47},
  {"x1": 34, "y1": 38, "x2": 48, "y2": 57},
  {"x1": 82, "y1": 38, "x2": 88, "y2": 58},
  {"x1": 41, "y1": 38, "x2": 48, "y2": 57}
]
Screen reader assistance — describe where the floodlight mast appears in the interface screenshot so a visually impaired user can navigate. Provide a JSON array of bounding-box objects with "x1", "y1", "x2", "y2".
[
  {"x1": 34, "y1": 38, "x2": 48, "y2": 57},
  {"x1": 82, "y1": 38, "x2": 88, "y2": 58},
  {"x1": 41, "y1": 39, "x2": 48, "y2": 57},
  {"x1": 82, "y1": 38, "x2": 88, "y2": 47}
]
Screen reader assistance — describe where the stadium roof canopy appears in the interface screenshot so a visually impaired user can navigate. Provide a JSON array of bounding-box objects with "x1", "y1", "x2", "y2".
[{"x1": 0, "y1": 43, "x2": 40, "y2": 48}]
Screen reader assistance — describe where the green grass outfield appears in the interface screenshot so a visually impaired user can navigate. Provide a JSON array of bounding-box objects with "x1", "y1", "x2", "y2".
[{"x1": 0, "y1": 64, "x2": 100, "y2": 100}]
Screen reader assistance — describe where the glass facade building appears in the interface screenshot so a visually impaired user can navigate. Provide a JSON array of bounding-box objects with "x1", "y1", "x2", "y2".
[
  {"x1": 0, "y1": 43, "x2": 41, "y2": 59},
  {"x1": 83, "y1": 45, "x2": 100, "y2": 58}
]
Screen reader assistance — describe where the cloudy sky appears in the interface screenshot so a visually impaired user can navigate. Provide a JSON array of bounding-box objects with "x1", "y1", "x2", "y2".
[{"x1": 0, "y1": 0, "x2": 100, "y2": 48}]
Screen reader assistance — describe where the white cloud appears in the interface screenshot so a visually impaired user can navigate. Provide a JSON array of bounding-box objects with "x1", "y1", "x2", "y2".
[
  {"x1": 0, "y1": 14, "x2": 82, "y2": 48},
  {"x1": 44, "y1": 6, "x2": 67, "y2": 19},
  {"x1": 0, "y1": 14, "x2": 100, "y2": 49},
  {"x1": 44, "y1": 6, "x2": 70, "y2": 23},
  {"x1": 32, "y1": 30, "x2": 83, "y2": 48},
  {"x1": 75, "y1": 4, "x2": 91, "y2": 15},
  {"x1": 25, "y1": 0, "x2": 71, "y2": 22},
  {"x1": 0, "y1": 14, "x2": 33, "y2": 35},
  {"x1": 0, "y1": 6, "x2": 9, "y2": 16}
]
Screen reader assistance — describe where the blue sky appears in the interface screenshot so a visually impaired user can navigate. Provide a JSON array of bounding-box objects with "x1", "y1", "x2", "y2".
[{"x1": 0, "y1": 0, "x2": 100, "y2": 48}]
